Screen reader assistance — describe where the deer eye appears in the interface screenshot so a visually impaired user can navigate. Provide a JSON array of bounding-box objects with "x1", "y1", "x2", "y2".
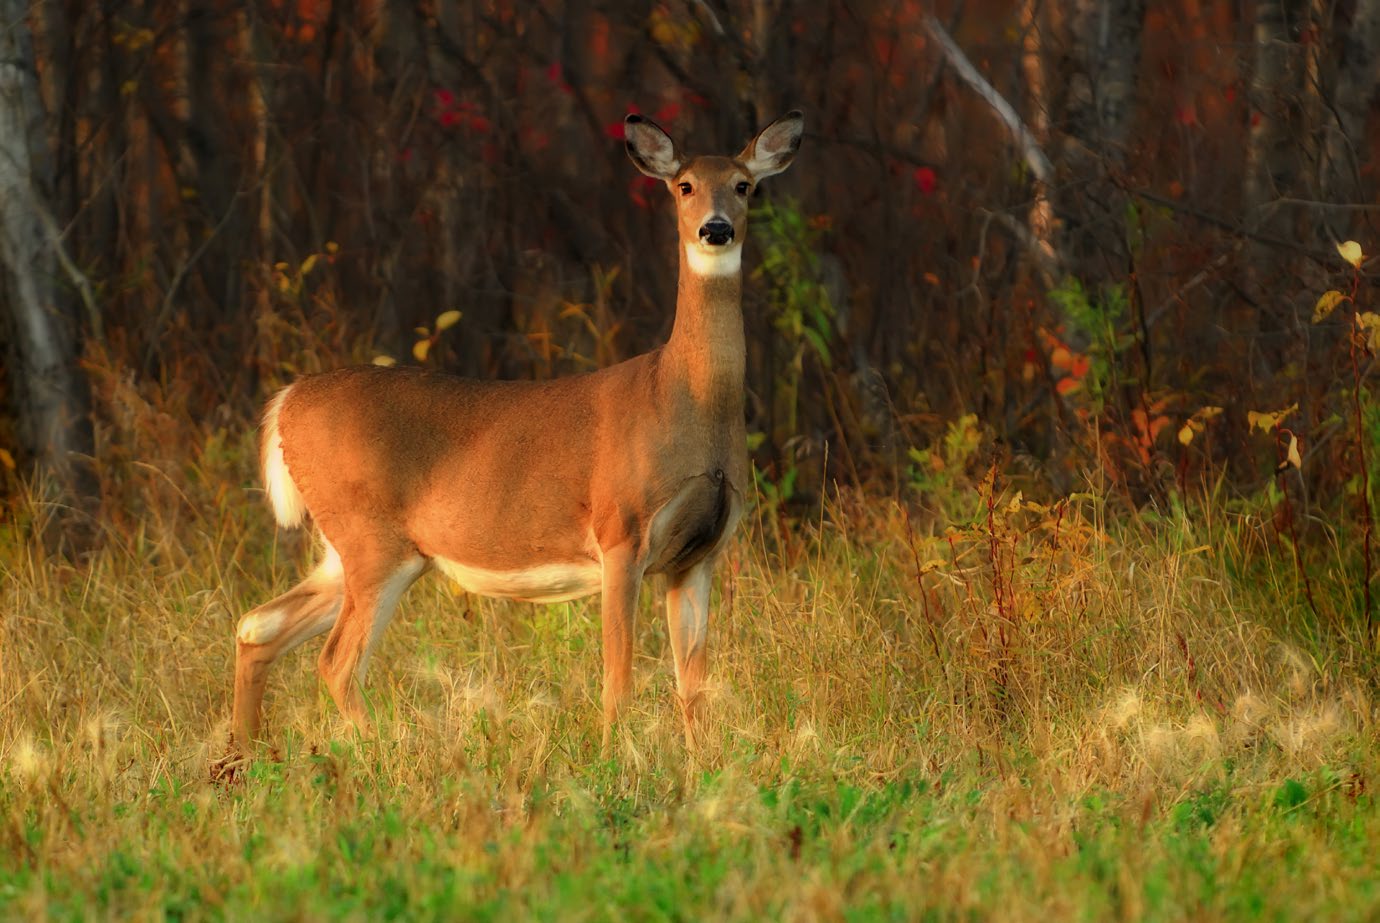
[
  {"x1": 735, "y1": 181, "x2": 751, "y2": 196},
  {"x1": 678, "y1": 182, "x2": 693, "y2": 196}
]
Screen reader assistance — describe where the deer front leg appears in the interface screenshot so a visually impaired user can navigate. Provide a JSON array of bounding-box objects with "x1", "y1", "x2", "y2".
[
  {"x1": 665, "y1": 561, "x2": 712, "y2": 746},
  {"x1": 233, "y1": 577, "x2": 342, "y2": 747},
  {"x1": 599, "y1": 543, "x2": 644, "y2": 750}
]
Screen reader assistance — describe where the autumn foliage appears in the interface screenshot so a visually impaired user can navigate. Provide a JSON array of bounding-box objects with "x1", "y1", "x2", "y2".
[{"x1": 0, "y1": 0, "x2": 1378, "y2": 535}]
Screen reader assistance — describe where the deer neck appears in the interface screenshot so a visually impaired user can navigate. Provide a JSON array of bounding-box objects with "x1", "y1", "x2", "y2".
[{"x1": 664, "y1": 244, "x2": 746, "y2": 409}]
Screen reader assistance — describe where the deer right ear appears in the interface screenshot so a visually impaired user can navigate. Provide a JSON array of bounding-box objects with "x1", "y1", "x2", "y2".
[
  {"x1": 738, "y1": 110, "x2": 804, "y2": 180},
  {"x1": 624, "y1": 114, "x2": 683, "y2": 181}
]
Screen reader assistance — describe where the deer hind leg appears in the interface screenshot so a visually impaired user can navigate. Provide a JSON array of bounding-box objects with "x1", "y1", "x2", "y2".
[
  {"x1": 233, "y1": 546, "x2": 345, "y2": 746},
  {"x1": 316, "y1": 551, "x2": 425, "y2": 729},
  {"x1": 665, "y1": 560, "x2": 712, "y2": 745},
  {"x1": 599, "y1": 542, "x2": 645, "y2": 750}
]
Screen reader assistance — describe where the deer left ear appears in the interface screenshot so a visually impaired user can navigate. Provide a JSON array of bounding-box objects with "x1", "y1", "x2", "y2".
[
  {"x1": 738, "y1": 110, "x2": 804, "y2": 180},
  {"x1": 625, "y1": 114, "x2": 684, "y2": 180}
]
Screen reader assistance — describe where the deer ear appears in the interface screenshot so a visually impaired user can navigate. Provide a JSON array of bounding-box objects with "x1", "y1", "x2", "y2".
[
  {"x1": 624, "y1": 114, "x2": 683, "y2": 180},
  {"x1": 738, "y1": 110, "x2": 804, "y2": 180}
]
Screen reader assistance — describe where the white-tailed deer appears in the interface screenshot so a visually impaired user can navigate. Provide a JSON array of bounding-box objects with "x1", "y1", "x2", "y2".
[{"x1": 232, "y1": 109, "x2": 804, "y2": 749}]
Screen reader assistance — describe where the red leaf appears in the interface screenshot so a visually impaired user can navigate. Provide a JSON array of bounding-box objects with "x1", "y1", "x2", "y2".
[
  {"x1": 468, "y1": 115, "x2": 491, "y2": 134},
  {"x1": 655, "y1": 102, "x2": 681, "y2": 124},
  {"x1": 545, "y1": 61, "x2": 563, "y2": 84},
  {"x1": 439, "y1": 110, "x2": 462, "y2": 128},
  {"x1": 434, "y1": 88, "x2": 455, "y2": 109},
  {"x1": 913, "y1": 166, "x2": 937, "y2": 195},
  {"x1": 1175, "y1": 105, "x2": 1197, "y2": 126},
  {"x1": 629, "y1": 175, "x2": 659, "y2": 208},
  {"x1": 606, "y1": 102, "x2": 642, "y2": 140}
]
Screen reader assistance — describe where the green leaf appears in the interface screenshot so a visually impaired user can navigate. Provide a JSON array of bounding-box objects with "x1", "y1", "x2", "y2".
[{"x1": 801, "y1": 326, "x2": 831, "y2": 365}]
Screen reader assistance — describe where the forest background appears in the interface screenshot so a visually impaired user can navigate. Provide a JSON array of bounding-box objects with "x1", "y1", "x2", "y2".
[
  {"x1": 4, "y1": 0, "x2": 1378, "y2": 529},
  {"x1": 5, "y1": 0, "x2": 1380, "y2": 918}
]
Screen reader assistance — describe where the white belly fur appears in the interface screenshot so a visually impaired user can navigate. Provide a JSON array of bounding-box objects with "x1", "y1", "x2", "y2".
[{"x1": 433, "y1": 557, "x2": 602, "y2": 603}]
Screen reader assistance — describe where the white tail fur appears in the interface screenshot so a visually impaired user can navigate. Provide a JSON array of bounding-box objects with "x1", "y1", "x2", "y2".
[{"x1": 261, "y1": 386, "x2": 306, "y2": 528}]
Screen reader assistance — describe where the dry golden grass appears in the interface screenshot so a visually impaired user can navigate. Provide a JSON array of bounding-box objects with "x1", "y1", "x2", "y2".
[{"x1": 2, "y1": 393, "x2": 1379, "y2": 920}]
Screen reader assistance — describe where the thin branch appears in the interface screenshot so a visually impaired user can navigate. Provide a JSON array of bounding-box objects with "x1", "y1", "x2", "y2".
[
  {"x1": 687, "y1": 0, "x2": 725, "y2": 36},
  {"x1": 1126, "y1": 186, "x2": 1338, "y2": 262},
  {"x1": 143, "y1": 192, "x2": 244, "y2": 372},
  {"x1": 30, "y1": 191, "x2": 101, "y2": 343},
  {"x1": 1267, "y1": 197, "x2": 1380, "y2": 213},
  {"x1": 978, "y1": 207, "x2": 1062, "y2": 285},
  {"x1": 923, "y1": 15, "x2": 1054, "y2": 184}
]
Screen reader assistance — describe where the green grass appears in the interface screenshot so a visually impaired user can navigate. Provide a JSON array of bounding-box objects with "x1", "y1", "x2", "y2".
[{"x1": 3, "y1": 424, "x2": 1380, "y2": 920}]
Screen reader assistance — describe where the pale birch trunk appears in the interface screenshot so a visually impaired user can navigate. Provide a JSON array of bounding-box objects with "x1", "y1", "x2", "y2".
[
  {"x1": 0, "y1": 0, "x2": 98, "y2": 543},
  {"x1": 1022, "y1": 0, "x2": 1059, "y2": 286}
]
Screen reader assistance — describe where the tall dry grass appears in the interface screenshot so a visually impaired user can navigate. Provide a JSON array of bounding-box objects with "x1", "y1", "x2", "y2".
[{"x1": 1, "y1": 354, "x2": 1378, "y2": 919}]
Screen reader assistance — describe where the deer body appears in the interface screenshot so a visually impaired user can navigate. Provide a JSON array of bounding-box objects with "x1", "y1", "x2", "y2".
[{"x1": 232, "y1": 110, "x2": 803, "y2": 748}]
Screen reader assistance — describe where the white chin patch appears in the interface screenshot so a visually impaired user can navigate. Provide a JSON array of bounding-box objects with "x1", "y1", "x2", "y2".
[{"x1": 685, "y1": 243, "x2": 742, "y2": 277}]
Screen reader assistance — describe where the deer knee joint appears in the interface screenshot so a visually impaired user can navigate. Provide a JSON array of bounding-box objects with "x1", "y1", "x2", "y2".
[{"x1": 236, "y1": 607, "x2": 285, "y2": 646}]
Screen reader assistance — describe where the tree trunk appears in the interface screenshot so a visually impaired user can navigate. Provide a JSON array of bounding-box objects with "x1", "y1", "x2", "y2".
[
  {"x1": 1323, "y1": 0, "x2": 1380, "y2": 236},
  {"x1": 1022, "y1": 0, "x2": 1059, "y2": 286},
  {"x1": 1057, "y1": 0, "x2": 1147, "y2": 161},
  {"x1": 1047, "y1": 0, "x2": 1146, "y2": 282},
  {"x1": 0, "y1": 0, "x2": 98, "y2": 548},
  {"x1": 1244, "y1": 0, "x2": 1307, "y2": 231}
]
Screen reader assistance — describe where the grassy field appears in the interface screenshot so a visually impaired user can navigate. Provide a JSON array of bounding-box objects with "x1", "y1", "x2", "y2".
[{"x1": 3, "y1": 422, "x2": 1380, "y2": 921}]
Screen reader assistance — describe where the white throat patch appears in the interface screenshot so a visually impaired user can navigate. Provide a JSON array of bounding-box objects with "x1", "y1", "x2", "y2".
[{"x1": 685, "y1": 243, "x2": 742, "y2": 277}]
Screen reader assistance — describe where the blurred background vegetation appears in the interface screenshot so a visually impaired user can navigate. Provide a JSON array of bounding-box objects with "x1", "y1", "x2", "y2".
[
  {"x1": 7, "y1": 6, "x2": 1380, "y2": 914},
  {"x1": 2, "y1": 0, "x2": 1379, "y2": 548}
]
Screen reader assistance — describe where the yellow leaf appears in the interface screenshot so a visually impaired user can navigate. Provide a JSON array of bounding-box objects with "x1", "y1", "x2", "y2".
[
  {"x1": 1248, "y1": 403, "x2": 1297, "y2": 433},
  {"x1": 1178, "y1": 424, "x2": 1195, "y2": 446},
  {"x1": 413, "y1": 339, "x2": 431, "y2": 362},
  {"x1": 1286, "y1": 433, "x2": 1302, "y2": 469},
  {"x1": 0, "y1": 448, "x2": 14, "y2": 470},
  {"x1": 1313, "y1": 290, "x2": 1347, "y2": 323},
  {"x1": 371, "y1": 355, "x2": 396, "y2": 367},
  {"x1": 1198, "y1": 406, "x2": 1223, "y2": 420},
  {"x1": 413, "y1": 326, "x2": 430, "y2": 337},
  {"x1": 300, "y1": 254, "x2": 318, "y2": 276},
  {"x1": 1338, "y1": 240, "x2": 1365, "y2": 268},
  {"x1": 325, "y1": 241, "x2": 339, "y2": 254},
  {"x1": 1355, "y1": 312, "x2": 1380, "y2": 351},
  {"x1": 1007, "y1": 491, "x2": 1023, "y2": 514},
  {"x1": 436, "y1": 310, "x2": 462, "y2": 331}
]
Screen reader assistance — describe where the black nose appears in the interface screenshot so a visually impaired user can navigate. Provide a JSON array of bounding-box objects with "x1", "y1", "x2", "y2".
[{"x1": 699, "y1": 219, "x2": 734, "y2": 246}]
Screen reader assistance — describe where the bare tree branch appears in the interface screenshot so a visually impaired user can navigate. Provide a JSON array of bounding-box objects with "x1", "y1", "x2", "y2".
[{"x1": 924, "y1": 14, "x2": 1054, "y2": 184}]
